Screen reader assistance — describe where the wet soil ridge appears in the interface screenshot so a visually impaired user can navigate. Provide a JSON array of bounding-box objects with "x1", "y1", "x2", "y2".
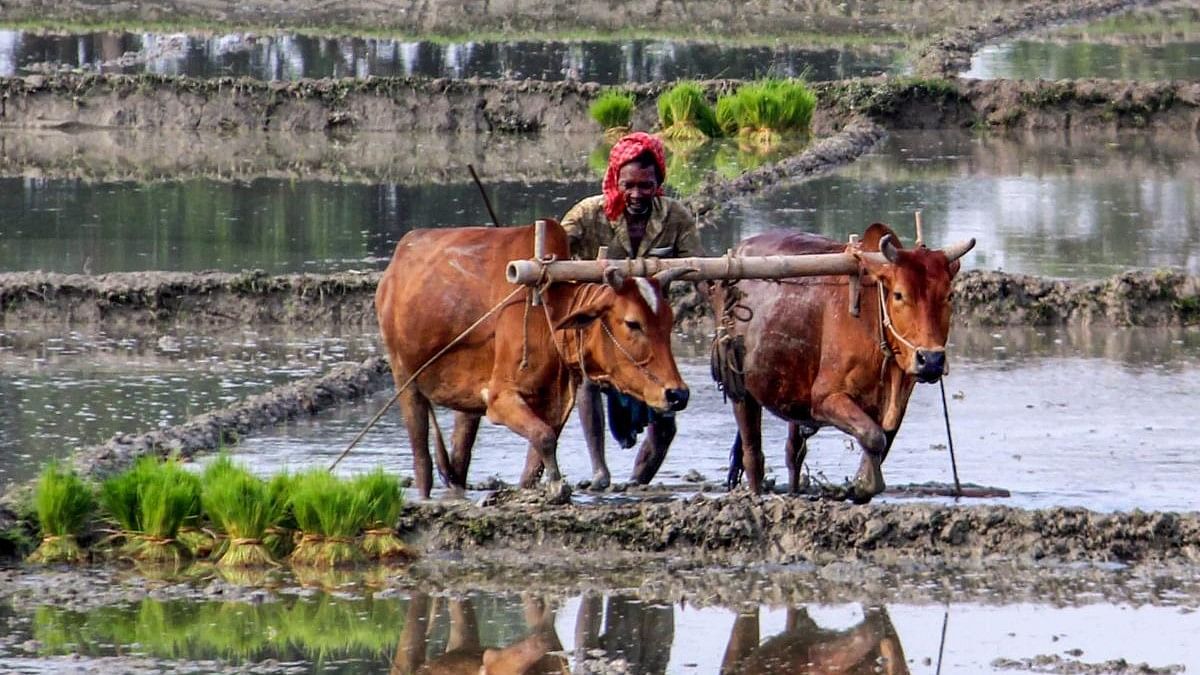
[
  {"x1": 0, "y1": 270, "x2": 381, "y2": 326},
  {"x1": 66, "y1": 355, "x2": 391, "y2": 480},
  {"x1": 3, "y1": 74, "x2": 1198, "y2": 133},
  {"x1": 956, "y1": 269, "x2": 1200, "y2": 326},
  {"x1": 405, "y1": 494, "x2": 1200, "y2": 564},
  {"x1": 5, "y1": 268, "x2": 1199, "y2": 328},
  {"x1": 913, "y1": 0, "x2": 1164, "y2": 77}
]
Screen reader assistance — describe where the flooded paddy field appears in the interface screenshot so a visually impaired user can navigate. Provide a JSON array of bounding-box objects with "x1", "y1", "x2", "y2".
[
  {"x1": 719, "y1": 128, "x2": 1200, "y2": 278},
  {"x1": 0, "y1": 29, "x2": 904, "y2": 83},
  {"x1": 0, "y1": 325, "x2": 380, "y2": 489},
  {"x1": 966, "y1": 0, "x2": 1200, "y2": 81},
  {"x1": 2, "y1": 1, "x2": 1200, "y2": 672}
]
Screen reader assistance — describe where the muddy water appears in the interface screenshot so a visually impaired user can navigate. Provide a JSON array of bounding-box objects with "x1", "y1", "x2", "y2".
[
  {"x1": 717, "y1": 128, "x2": 1200, "y2": 278},
  {"x1": 0, "y1": 587, "x2": 1195, "y2": 673},
  {"x1": 965, "y1": 1, "x2": 1200, "y2": 80},
  {"x1": 0, "y1": 326, "x2": 379, "y2": 489},
  {"x1": 215, "y1": 325, "x2": 1200, "y2": 514},
  {"x1": 0, "y1": 30, "x2": 903, "y2": 83},
  {"x1": 0, "y1": 175, "x2": 594, "y2": 274}
]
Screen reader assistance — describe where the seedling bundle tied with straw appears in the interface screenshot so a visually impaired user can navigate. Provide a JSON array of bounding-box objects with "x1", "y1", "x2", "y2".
[
  {"x1": 98, "y1": 457, "x2": 200, "y2": 566},
  {"x1": 27, "y1": 463, "x2": 95, "y2": 564},
  {"x1": 201, "y1": 459, "x2": 289, "y2": 568},
  {"x1": 290, "y1": 469, "x2": 371, "y2": 568},
  {"x1": 355, "y1": 469, "x2": 408, "y2": 561}
]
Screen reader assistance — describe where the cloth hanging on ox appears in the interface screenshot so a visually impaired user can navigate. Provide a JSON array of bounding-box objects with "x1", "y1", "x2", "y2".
[
  {"x1": 602, "y1": 132, "x2": 667, "y2": 222},
  {"x1": 605, "y1": 389, "x2": 652, "y2": 449}
]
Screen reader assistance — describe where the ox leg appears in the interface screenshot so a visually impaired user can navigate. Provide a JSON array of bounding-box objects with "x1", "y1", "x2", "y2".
[
  {"x1": 449, "y1": 411, "x2": 481, "y2": 489},
  {"x1": 487, "y1": 390, "x2": 562, "y2": 487},
  {"x1": 396, "y1": 387, "x2": 435, "y2": 499},
  {"x1": 813, "y1": 393, "x2": 886, "y2": 503},
  {"x1": 785, "y1": 423, "x2": 814, "y2": 495},
  {"x1": 631, "y1": 413, "x2": 675, "y2": 484},
  {"x1": 578, "y1": 381, "x2": 611, "y2": 490},
  {"x1": 733, "y1": 397, "x2": 765, "y2": 493}
]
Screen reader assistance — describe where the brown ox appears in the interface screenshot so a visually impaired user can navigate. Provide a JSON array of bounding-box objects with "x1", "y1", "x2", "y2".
[
  {"x1": 721, "y1": 605, "x2": 909, "y2": 675},
  {"x1": 376, "y1": 220, "x2": 689, "y2": 498},
  {"x1": 717, "y1": 223, "x2": 973, "y2": 502}
]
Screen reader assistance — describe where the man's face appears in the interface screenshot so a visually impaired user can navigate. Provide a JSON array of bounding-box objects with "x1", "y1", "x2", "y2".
[{"x1": 617, "y1": 162, "x2": 659, "y2": 218}]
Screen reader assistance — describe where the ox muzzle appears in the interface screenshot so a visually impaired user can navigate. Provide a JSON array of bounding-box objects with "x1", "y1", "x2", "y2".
[
  {"x1": 915, "y1": 349, "x2": 946, "y2": 383},
  {"x1": 664, "y1": 387, "x2": 690, "y2": 412}
]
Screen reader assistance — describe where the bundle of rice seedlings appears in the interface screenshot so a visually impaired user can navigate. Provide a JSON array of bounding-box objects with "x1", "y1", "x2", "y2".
[
  {"x1": 717, "y1": 78, "x2": 817, "y2": 148},
  {"x1": 354, "y1": 469, "x2": 410, "y2": 561},
  {"x1": 99, "y1": 457, "x2": 197, "y2": 565},
  {"x1": 289, "y1": 470, "x2": 370, "y2": 568},
  {"x1": 263, "y1": 471, "x2": 296, "y2": 560},
  {"x1": 590, "y1": 90, "x2": 636, "y2": 141},
  {"x1": 202, "y1": 461, "x2": 284, "y2": 568},
  {"x1": 26, "y1": 463, "x2": 95, "y2": 564},
  {"x1": 657, "y1": 82, "x2": 722, "y2": 141}
]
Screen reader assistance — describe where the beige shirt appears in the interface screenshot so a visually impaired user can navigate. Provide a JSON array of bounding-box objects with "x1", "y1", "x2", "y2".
[{"x1": 561, "y1": 195, "x2": 703, "y2": 260}]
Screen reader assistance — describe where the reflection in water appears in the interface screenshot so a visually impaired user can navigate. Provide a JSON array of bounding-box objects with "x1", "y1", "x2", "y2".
[
  {"x1": 965, "y1": 1, "x2": 1200, "y2": 80},
  {"x1": 0, "y1": 176, "x2": 594, "y2": 274},
  {"x1": 7, "y1": 591, "x2": 1200, "y2": 673},
  {"x1": 720, "y1": 129, "x2": 1200, "y2": 277},
  {"x1": 721, "y1": 606, "x2": 908, "y2": 675},
  {"x1": 0, "y1": 30, "x2": 903, "y2": 83},
  {"x1": 394, "y1": 594, "x2": 566, "y2": 675}
]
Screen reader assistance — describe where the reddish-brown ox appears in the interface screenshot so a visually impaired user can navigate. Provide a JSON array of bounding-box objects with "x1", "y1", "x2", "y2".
[
  {"x1": 376, "y1": 220, "x2": 689, "y2": 498},
  {"x1": 716, "y1": 223, "x2": 974, "y2": 502}
]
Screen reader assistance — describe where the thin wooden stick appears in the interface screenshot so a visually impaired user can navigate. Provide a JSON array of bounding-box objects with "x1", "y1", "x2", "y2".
[
  {"x1": 939, "y1": 378, "x2": 963, "y2": 498},
  {"x1": 468, "y1": 164, "x2": 503, "y2": 227},
  {"x1": 935, "y1": 610, "x2": 949, "y2": 675}
]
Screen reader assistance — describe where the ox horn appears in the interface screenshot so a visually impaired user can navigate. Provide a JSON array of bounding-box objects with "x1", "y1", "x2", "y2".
[
  {"x1": 652, "y1": 267, "x2": 697, "y2": 294},
  {"x1": 879, "y1": 234, "x2": 901, "y2": 264},
  {"x1": 942, "y1": 238, "x2": 977, "y2": 262},
  {"x1": 603, "y1": 266, "x2": 627, "y2": 290}
]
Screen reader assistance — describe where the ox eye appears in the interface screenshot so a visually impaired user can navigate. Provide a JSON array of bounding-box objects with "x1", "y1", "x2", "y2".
[
  {"x1": 624, "y1": 319, "x2": 643, "y2": 332},
  {"x1": 893, "y1": 291, "x2": 903, "y2": 301}
]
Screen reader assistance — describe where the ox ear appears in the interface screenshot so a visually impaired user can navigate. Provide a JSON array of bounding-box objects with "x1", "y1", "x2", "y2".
[
  {"x1": 554, "y1": 298, "x2": 613, "y2": 331},
  {"x1": 879, "y1": 234, "x2": 901, "y2": 263}
]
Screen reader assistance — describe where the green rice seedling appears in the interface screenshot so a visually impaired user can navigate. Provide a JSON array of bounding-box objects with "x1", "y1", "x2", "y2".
[
  {"x1": 590, "y1": 90, "x2": 635, "y2": 138},
  {"x1": 289, "y1": 470, "x2": 370, "y2": 568},
  {"x1": 354, "y1": 469, "x2": 410, "y2": 561},
  {"x1": 715, "y1": 94, "x2": 743, "y2": 137},
  {"x1": 720, "y1": 78, "x2": 817, "y2": 148},
  {"x1": 263, "y1": 471, "x2": 297, "y2": 559},
  {"x1": 26, "y1": 463, "x2": 95, "y2": 564},
  {"x1": 202, "y1": 461, "x2": 284, "y2": 568},
  {"x1": 657, "y1": 82, "x2": 722, "y2": 141},
  {"x1": 98, "y1": 457, "x2": 196, "y2": 565}
]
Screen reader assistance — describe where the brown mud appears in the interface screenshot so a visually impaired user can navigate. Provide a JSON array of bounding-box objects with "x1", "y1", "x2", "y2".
[{"x1": 2, "y1": 73, "x2": 1197, "y2": 135}]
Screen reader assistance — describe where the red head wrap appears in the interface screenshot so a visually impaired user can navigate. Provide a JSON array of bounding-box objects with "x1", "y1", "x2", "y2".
[{"x1": 603, "y1": 132, "x2": 667, "y2": 222}]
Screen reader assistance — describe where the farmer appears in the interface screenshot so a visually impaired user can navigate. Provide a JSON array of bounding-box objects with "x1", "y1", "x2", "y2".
[{"x1": 561, "y1": 131, "x2": 704, "y2": 489}]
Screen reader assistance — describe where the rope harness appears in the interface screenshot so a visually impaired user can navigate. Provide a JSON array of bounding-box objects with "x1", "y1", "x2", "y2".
[{"x1": 710, "y1": 280, "x2": 751, "y2": 402}]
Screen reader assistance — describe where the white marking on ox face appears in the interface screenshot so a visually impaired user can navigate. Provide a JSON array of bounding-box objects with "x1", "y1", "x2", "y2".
[
  {"x1": 481, "y1": 388, "x2": 490, "y2": 405},
  {"x1": 633, "y1": 277, "x2": 659, "y2": 315}
]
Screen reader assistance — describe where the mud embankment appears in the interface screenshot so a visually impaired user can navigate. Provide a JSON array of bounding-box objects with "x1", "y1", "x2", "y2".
[
  {"x1": 2, "y1": 73, "x2": 1196, "y2": 137},
  {"x1": 912, "y1": 0, "x2": 1164, "y2": 77},
  {"x1": 400, "y1": 493, "x2": 1200, "y2": 565},
  {"x1": 5, "y1": 269, "x2": 1200, "y2": 330}
]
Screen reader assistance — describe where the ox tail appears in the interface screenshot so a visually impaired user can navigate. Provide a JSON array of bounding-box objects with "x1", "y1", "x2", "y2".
[{"x1": 427, "y1": 409, "x2": 454, "y2": 488}]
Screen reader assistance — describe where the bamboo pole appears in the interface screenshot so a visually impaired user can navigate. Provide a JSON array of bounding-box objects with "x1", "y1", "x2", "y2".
[
  {"x1": 507, "y1": 250, "x2": 883, "y2": 285},
  {"x1": 506, "y1": 238, "x2": 974, "y2": 286}
]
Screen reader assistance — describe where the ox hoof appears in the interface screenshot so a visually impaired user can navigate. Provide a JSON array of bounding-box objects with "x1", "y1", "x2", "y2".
[
  {"x1": 587, "y1": 471, "x2": 612, "y2": 492},
  {"x1": 544, "y1": 480, "x2": 573, "y2": 505}
]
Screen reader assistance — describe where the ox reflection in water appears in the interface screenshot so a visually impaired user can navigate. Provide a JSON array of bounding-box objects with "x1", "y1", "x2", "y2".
[
  {"x1": 375, "y1": 220, "x2": 688, "y2": 498},
  {"x1": 716, "y1": 223, "x2": 973, "y2": 502}
]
